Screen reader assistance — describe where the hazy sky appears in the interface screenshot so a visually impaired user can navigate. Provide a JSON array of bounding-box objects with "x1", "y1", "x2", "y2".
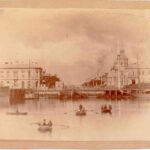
[{"x1": 0, "y1": 9, "x2": 150, "y2": 84}]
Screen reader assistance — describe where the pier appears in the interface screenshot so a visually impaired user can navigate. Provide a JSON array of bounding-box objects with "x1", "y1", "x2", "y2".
[{"x1": 9, "y1": 87, "x2": 136, "y2": 102}]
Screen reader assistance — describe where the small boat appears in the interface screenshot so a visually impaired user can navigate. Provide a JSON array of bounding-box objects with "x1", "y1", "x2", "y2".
[
  {"x1": 6, "y1": 111, "x2": 28, "y2": 115},
  {"x1": 101, "y1": 109, "x2": 112, "y2": 114},
  {"x1": 76, "y1": 110, "x2": 86, "y2": 116},
  {"x1": 101, "y1": 105, "x2": 112, "y2": 114},
  {"x1": 38, "y1": 124, "x2": 52, "y2": 132}
]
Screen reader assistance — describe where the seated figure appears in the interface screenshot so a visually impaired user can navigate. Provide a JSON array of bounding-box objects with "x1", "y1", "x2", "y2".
[{"x1": 48, "y1": 120, "x2": 53, "y2": 127}]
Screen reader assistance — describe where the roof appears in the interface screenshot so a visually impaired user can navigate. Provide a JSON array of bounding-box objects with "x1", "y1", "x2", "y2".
[{"x1": 0, "y1": 62, "x2": 42, "y2": 70}]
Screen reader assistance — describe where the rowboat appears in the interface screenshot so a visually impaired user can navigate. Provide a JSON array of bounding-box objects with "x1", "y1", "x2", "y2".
[
  {"x1": 101, "y1": 108, "x2": 112, "y2": 114},
  {"x1": 101, "y1": 105, "x2": 112, "y2": 114},
  {"x1": 101, "y1": 109, "x2": 112, "y2": 114},
  {"x1": 6, "y1": 111, "x2": 28, "y2": 115},
  {"x1": 38, "y1": 124, "x2": 52, "y2": 132},
  {"x1": 76, "y1": 110, "x2": 86, "y2": 116}
]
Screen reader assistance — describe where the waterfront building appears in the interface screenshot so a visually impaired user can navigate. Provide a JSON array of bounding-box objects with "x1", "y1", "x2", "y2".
[
  {"x1": 85, "y1": 49, "x2": 150, "y2": 90},
  {"x1": 127, "y1": 63, "x2": 150, "y2": 85},
  {"x1": 0, "y1": 62, "x2": 42, "y2": 89},
  {"x1": 107, "y1": 49, "x2": 129, "y2": 88},
  {"x1": 106, "y1": 49, "x2": 150, "y2": 89},
  {"x1": 40, "y1": 73, "x2": 61, "y2": 89}
]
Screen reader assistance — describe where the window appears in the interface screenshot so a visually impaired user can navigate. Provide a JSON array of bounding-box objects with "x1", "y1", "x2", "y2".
[
  {"x1": 13, "y1": 71, "x2": 18, "y2": 77},
  {"x1": 28, "y1": 81, "x2": 30, "y2": 88},
  {"x1": 133, "y1": 72, "x2": 134, "y2": 75},
  {"x1": 36, "y1": 71, "x2": 39, "y2": 77},
  {"x1": 6, "y1": 71, "x2": 10, "y2": 77},
  {"x1": 121, "y1": 71, "x2": 123, "y2": 76},
  {"x1": 0, "y1": 71, "x2": 4, "y2": 77},
  {"x1": 132, "y1": 79, "x2": 136, "y2": 84},
  {"x1": 28, "y1": 70, "x2": 31, "y2": 77},
  {"x1": 36, "y1": 81, "x2": 38, "y2": 87},
  {"x1": 21, "y1": 81, "x2": 24, "y2": 89},
  {"x1": 22, "y1": 70, "x2": 25, "y2": 77},
  {"x1": 14, "y1": 80, "x2": 17, "y2": 87}
]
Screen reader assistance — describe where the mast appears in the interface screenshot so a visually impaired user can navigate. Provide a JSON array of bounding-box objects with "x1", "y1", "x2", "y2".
[
  {"x1": 96, "y1": 71, "x2": 99, "y2": 87},
  {"x1": 137, "y1": 54, "x2": 140, "y2": 93},
  {"x1": 117, "y1": 54, "x2": 121, "y2": 90},
  {"x1": 116, "y1": 39, "x2": 121, "y2": 90},
  {"x1": 28, "y1": 59, "x2": 31, "y2": 90}
]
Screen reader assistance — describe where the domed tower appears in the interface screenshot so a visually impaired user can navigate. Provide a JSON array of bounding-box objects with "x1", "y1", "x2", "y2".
[
  {"x1": 118, "y1": 49, "x2": 128, "y2": 68},
  {"x1": 115, "y1": 49, "x2": 129, "y2": 88}
]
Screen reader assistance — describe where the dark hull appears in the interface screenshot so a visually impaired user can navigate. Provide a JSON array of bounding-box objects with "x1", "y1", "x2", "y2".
[
  {"x1": 76, "y1": 111, "x2": 86, "y2": 116},
  {"x1": 6, "y1": 112, "x2": 28, "y2": 115},
  {"x1": 38, "y1": 125, "x2": 52, "y2": 132},
  {"x1": 101, "y1": 109, "x2": 112, "y2": 114}
]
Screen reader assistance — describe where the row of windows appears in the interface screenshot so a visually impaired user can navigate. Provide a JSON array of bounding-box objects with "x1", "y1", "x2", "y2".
[
  {"x1": 132, "y1": 71, "x2": 150, "y2": 76},
  {"x1": 0, "y1": 70, "x2": 40, "y2": 78},
  {"x1": 0, "y1": 69, "x2": 40, "y2": 73},
  {"x1": 0, "y1": 80, "x2": 39, "y2": 88}
]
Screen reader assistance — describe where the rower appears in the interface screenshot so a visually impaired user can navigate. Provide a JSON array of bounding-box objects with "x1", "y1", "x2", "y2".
[
  {"x1": 104, "y1": 105, "x2": 107, "y2": 110},
  {"x1": 48, "y1": 120, "x2": 53, "y2": 127},
  {"x1": 82, "y1": 107, "x2": 85, "y2": 112},
  {"x1": 109, "y1": 105, "x2": 112, "y2": 110},
  {"x1": 43, "y1": 119, "x2": 46, "y2": 125},
  {"x1": 79, "y1": 104, "x2": 83, "y2": 111},
  {"x1": 16, "y1": 109, "x2": 19, "y2": 113}
]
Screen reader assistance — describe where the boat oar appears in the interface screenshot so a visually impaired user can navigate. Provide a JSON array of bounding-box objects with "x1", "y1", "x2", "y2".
[
  {"x1": 31, "y1": 122, "x2": 41, "y2": 125},
  {"x1": 64, "y1": 110, "x2": 77, "y2": 114},
  {"x1": 86, "y1": 109, "x2": 94, "y2": 112},
  {"x1": 32, "y1": 122, "x2": 69, "y2": 129},
  {"x1": 53, "y1": 124, "x2": 69, "y2": 128}
]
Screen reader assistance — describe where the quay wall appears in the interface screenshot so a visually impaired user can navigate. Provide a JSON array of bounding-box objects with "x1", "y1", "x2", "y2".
[{"x1": 9, "y1": 87, "x2": 141, "y2": 101}]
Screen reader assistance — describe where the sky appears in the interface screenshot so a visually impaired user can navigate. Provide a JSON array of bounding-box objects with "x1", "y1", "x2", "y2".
[{"x1": 0, "y1": 8, "x2": 150, "y2": 84}]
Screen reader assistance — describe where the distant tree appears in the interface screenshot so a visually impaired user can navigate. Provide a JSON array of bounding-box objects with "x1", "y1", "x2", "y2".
[
  {"x1": 82, "y1": 79, "x2": 102, "y2": 87},
  {"x1": 41, "y1": 74, "x2": 60, "y2": 88}
]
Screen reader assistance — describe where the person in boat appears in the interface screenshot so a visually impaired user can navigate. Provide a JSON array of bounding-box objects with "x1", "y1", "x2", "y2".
[
  {"x1": 82, "y1": 107, "x2": 85, "y2": 112},
  {"x1": 109, "y1": 105, "x2": 112, "y2": 110},
  {"x1": 16, "y1": 109, "x2": 19, "y2": 113},
  {"x1": 43, "y1": 119, "x2": 46, "y2": 125},
  {"x1": 104, "y1": 105, "x2": 107, "y2": 110},
  {"x1": 79, "y1": 104, "x2": 83, "y2": 111},
  {"x1": 48, "y1": 120, "x2": 53, "y2": 127}
]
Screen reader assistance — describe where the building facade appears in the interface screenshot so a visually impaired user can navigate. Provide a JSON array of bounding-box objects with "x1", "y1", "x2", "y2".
[
  {"x1": 106, "y1": 50, "x2": 150, "y2": 89},
  {"x1": 0, "y1": 62, "x2": 42, "y2": 89},
  {"x1": 107, "y1": 49, "x2": 129, "y2": 88}
]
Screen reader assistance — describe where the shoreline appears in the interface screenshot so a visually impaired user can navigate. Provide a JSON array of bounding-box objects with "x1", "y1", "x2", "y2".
[{"x1": 0, "y1": 140, "x2": 150, "y2": 149}]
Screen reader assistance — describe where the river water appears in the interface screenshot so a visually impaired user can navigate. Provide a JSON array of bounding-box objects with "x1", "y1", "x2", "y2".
[{"x1": 0, "y1": 95, "x2": 150, "y2": 141}]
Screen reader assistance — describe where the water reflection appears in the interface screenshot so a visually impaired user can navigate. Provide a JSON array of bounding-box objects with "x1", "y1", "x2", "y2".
[{"x1": 0, "y1": 95, "x2": 150, "y2": 140}]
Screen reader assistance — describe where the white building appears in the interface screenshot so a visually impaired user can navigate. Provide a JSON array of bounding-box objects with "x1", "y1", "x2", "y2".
[
  {"x1": 105, "y1": 49, "x2": 150, "y2": 89},
  {"x1": 107, "y1": 49, "x2": 128, "y2": 88},
  {"x1": 127, "y1": 63, "x2": 150, "y2": 85},
  {"x1": 0, "y1": 62, "x2": 42, "y2": 89}
]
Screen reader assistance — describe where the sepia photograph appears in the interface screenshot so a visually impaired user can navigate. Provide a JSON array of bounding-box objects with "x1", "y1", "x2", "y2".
[{"x1": 0, "y1": 0, "x2": 150, "y2": 149}]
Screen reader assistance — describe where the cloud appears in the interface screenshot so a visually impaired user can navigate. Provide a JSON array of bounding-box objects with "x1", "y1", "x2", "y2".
[{"x1": 0, "y1": 9, "x2": 150, "y2": 84}]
